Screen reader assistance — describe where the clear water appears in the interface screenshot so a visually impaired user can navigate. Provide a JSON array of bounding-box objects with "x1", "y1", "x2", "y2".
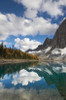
[{"x1": 0, "y1": 61, "x2": 66, "y2": 100}]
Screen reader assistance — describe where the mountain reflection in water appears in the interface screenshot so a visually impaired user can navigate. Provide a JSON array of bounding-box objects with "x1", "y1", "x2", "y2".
[{"x1": 0, "y1": 61, "x2": 66, "y2": 100}]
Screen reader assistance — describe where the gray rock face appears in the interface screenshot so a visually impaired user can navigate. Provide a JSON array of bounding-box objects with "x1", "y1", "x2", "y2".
[
  {"x1": 26, "y1": 18, "x2": 66, "y2": 53},
  {"x1": 35, "y1": 45, "x2": 43, "y2": 51},
  {"x1": 51, "y1": 19, "x2": 66, "y2": 48},
  {"x1": 37, "y1": 18, "x2": 66, "y2": 50},
  {"x1": 43, "y1": 38, "x2": 52, "y2": 48},
  {"x1": 26, "y1": 38, "x2": 52, "y2": 52},
  {"x1": 26, "y1": 45, "x2": 43, "y2": 52}
]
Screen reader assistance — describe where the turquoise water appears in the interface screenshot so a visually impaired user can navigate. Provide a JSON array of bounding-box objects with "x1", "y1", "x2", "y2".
[{"x1": 0, "y1": 62, "x2": 66, "y2": 100}]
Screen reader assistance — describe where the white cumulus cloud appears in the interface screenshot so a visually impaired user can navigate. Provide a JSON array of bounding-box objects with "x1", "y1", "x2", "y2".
[
  {"x1": 14, "y1": 0, "x2": 66, "y2": 17},
  {"x1": 0, "y1": 13, "x2": 58, "y2": 40},
  {"x1": 14, "y1": 0, "x2": 42, "y2": 10},
  {"x1": 0, "y1": 0, "x2": 65, "y2": 40},
  {"x1": 15, "y1": 38, "x2": 41, "y2": 51},
  {"x1": 24, "y1": 9, "x2": 38, "y2": 18},
  {"x1": 40, "y1": 0, "x2": 63, "y2": 17}
]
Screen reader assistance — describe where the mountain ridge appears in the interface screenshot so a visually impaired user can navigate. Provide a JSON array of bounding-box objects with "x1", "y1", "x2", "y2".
[{"x1": 27, "y1": 18, "x2": 66, "y2": 53}]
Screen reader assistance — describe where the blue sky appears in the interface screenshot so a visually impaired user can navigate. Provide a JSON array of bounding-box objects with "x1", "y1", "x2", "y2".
[{"x1": 0, "y1": 0, "x2": 66, "y2": 51}]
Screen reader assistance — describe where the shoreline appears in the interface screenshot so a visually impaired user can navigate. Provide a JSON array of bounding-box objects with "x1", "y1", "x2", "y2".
[
  {"x1": 0, "y1": 58, "x2": 66, "y2": 65},
  {"x1": 0, "y1": 59, "x2": 38, "y2": 65}
]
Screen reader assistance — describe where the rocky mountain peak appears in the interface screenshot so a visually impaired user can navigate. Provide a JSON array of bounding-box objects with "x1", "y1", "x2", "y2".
[
  {"x1": 51, "y1": 18, "x2": 66, "y2": 48},
  {"x1": 43, "y1": 38, "x2": 52, "y2": 48},
  {"x1": 26, "y1": 18, "x2": 66, "y2": 53}
]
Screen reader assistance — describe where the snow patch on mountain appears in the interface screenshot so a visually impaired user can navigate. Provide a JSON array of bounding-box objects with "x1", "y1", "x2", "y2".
[
  {"x1": 28, "y1": 46, "x2": 51, "y2": 54},
  {"x1": 44, "y1": 47, "x2": 51, "y2": 53},
  {"x1": 51, "y1": 47, "x2": 66, "y2": 56},
  {"x1": 28, "y1": 50, "x2": 42, "y2": 54}
]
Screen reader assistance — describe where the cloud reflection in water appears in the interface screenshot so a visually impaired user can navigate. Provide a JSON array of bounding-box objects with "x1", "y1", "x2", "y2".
[{"x1": 12, "y1": 69, "x2": 41, "y2": 86}]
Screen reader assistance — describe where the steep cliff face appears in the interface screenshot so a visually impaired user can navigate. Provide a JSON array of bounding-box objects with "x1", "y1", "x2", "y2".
[
  {"x1": 51, "y1": 19, "x2": 66, "y2": 48},
  {"x1": 34, "y1": 38, "x2": 52, "y2": 51},
  {"x1": 37, "y1": 18, "x2": 66, "y2": 50},
  {"x1": 43, "y1": 38, "x2": 52, "y2": 48},
  {"x1": 27, "y1": 18, "x2": 66, "y2": 53}
]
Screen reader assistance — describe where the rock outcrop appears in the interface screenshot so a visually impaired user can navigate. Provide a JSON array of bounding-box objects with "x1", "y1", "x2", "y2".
[
  {"x1": 51, "y1": 19, "x2": 66, "y2": 48},
  {"x1": 27, "y1": 18, "x2": 66, "y2": 53},
  {"x1": 43, "y1": 38, "x2": 52, "y2": 48}
]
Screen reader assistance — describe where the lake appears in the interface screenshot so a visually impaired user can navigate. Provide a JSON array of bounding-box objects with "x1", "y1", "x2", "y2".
[{"x1": 0, "y1": 61, "x2": 66, "y2": 100}]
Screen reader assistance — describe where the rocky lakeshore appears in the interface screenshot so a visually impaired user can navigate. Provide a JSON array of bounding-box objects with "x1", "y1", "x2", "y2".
[{"x1": 0, "y1": 59, "x2": 38, "y2": 64}]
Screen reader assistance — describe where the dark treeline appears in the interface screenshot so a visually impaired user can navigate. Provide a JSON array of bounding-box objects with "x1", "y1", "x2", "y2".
[{"x1": 0, "y1": 42, "x2": 38, "y2": 60}]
